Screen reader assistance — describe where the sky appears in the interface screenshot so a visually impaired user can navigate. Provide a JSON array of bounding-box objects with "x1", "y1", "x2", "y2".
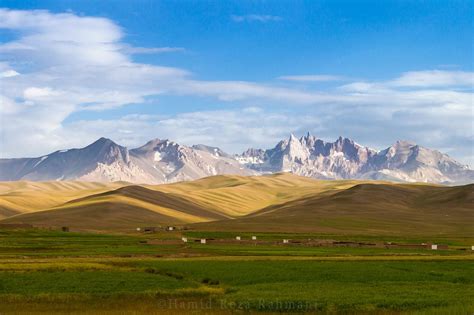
[{"x1": 0, "y1": 0, "x2": 473, "y2": 165}]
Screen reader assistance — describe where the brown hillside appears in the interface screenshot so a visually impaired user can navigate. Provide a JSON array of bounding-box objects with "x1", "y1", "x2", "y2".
[{"x1": 194, "y1": 183, "x2": 474, "y2": 237}]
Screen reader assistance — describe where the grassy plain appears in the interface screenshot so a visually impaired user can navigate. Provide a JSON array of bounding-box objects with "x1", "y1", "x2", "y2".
[{"x1": 0, "y1": 229, "x2": 472, "y2": 314}]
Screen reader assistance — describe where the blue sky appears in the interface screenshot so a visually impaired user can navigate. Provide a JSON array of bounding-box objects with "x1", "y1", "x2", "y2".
[{"x1": 0, "y1": 1, "x2": 473, "y2": 165}]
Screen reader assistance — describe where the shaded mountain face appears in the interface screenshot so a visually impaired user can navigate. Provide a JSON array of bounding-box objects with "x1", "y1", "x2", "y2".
[
  {"x1": 0, "y1": 138, "x2": 132, "y2": 182},
  {"x1": 237, "y1": 133, "x2": 473, "y2": 184},
  {"x1": 0, "y1": 137, "x2": 252, "y2": 184},
  {"x1": 0, "y1": 134, "x2": 472, "y2": 184}
]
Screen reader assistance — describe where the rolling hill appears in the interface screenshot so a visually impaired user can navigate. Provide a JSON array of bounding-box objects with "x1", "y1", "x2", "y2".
[
  {"x1": 195, "y1": 182, "x2": 474, "y2": 237},
  {"x1": 0, "y1": 181, "x2": 127, "y2": 219},
  {"x1": 0, "y1": 173, "x2": 472, "y2": 236},
  {"x1": 0, "y1": 174, "x2": 364, "y2": 231},
  {"x1": 146, "y1": 173, "x2": 359, "y2": 216},
  {"x1": 0, "y1": 185, "x2": 234, "y2": 231}
]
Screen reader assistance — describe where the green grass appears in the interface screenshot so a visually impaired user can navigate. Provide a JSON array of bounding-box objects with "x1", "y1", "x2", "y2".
[
  {"x1": 1, "y1": 229, "x2": 471, "y2": 258},
  {"x1": 0, "y1": 259, "x2": 472, "y2": 313},
  {"x1": 184, "y1": 243, "x2": 459, "y2": 257},
  {"x1": 0, "y1": 229, "x2": 185, "y2": 257},
  {"x1": 0, "y1": 229, "x2": 473, "y2": 314},
  {"x1": 0, "y1": 270, "x2": 196, "y2": 295}
]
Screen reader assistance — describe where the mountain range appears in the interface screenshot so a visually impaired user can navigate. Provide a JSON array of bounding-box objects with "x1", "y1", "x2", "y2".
[{"x1": 0, "y1": 133, "x2": 472, "y2": 184}]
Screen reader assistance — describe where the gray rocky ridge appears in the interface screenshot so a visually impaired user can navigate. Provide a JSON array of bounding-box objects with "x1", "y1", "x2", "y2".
[{"x1": 0, "y1": 134, "x2": 471, "y2": 184}]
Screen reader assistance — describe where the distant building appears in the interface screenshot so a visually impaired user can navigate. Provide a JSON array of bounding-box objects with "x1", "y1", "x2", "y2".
[
  {"x1": 428, "y1": 244, "x2": 448, "y2": 250},
  {"x1": 236, "y1": 236, "x2": 241, "y2": 241},
  {"x1": 166, "y1": 226, "x2": 175, "y2": 231},
  {"x1": 252, "y1": 236, "x2": 257, "y2": 240},
  {"x1": 143, "y1": 227, "x2": 158, "y2": 233},
  {"x1": 182, "y1": 237, "x2": 188, "y2": 243},
  {"x1": 283, "y1": 239, "x2": 289, "y2": 244},
  {"x1": 200, "y1": 239, "x2": 207, "y2": 244}
]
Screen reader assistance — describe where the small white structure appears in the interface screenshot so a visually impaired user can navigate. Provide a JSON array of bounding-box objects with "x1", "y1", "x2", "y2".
[
  {"x1": 431, "y1": 244, "x2": 438, "y2": 250},
  {"x1": 471, "y1": 245, "x2": 474, "y2": 251},
  {"x1": 236, "y1": 236, "x2": 241, "y2": 241},
  {"x1": 283, "y1": 239, "x2": 289, "y2": 244},
  {"x1": 181, "y1": 237, "x2": 188, "y2": 243},
  {"x1": 252, "y1": 236, "x2": 257, "y2": 240},
  {"x1": 200, "y1": 239, "x2": 207, "y2": 244},
  {"x1": 136, "y1": 227, "x2": 141, "y2": 232},
  {"x1": 167, "y1": 226, "x2": 175, "y2": 231}
]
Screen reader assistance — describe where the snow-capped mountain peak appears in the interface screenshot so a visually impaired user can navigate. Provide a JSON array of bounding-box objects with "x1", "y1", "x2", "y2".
[
  {"x1": 237, "y1": 134, "x2": 473, "y2": 184},
  {"x1": 0, "y1": 134, "x2": 471, "y2": 184}
]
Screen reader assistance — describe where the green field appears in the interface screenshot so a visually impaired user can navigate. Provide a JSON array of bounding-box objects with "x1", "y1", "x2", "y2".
[{"x1": 0, "y1": 229, "x2": 473, "y2": 314}]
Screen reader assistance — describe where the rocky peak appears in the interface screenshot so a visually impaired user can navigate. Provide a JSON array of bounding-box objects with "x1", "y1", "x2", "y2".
[
  {"x1": 288, "y1": 133, "x2": 298, "y2": 142},
  {"x1": 378, "y1": 140, "x2": 419, "y2": 166},
  {"x1": 132, "y1": 138, "x2": 180, "y2": 153},
  {"x1": 300, "y1": 132, "x2": 317, "y2": 147},
  {"x1": 130, "y1": 138, "x2": 186, "y2": 164},
  {"x1": 240, "y1": 148, "x2": 265, "y2": 158},
  {"x1": 285, "y1": 134, "x2": 309, "y2": 161},
  {"x1": 86, "y1": 137, "x2": 118, "y2": 151},
  {"x1": 192, "y1": 144, "x2": 232, "y2": 158},
  {"x1": 84, "y1": 137, "x2": 130, "y2": 165},
  {"x1": 330, "y1": 136, "x2": 367, "y2": 161}
]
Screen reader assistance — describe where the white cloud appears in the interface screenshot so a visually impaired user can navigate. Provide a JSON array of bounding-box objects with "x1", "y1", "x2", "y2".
[
  {"x1": 390, "y1": 70, "x2": 474, "y2": 87},
  {"x1": 173, "y1": 79, "x2": 344, "y2": 104},
  {"x1": 0, "y1": 9, "x2": 125, "y2": 67},
  {"x1": 278, "y1": 75, "x2": 346, "y2": 82},
  {"x1": 0, "y1": 69, "x2": 19, "y2": 78},
  {"x1": 231, "y1": 14, "x2": 282, "y2": 23},
  {"x1": 23, "y1": 87, "x2": 59, "y2": 99}
]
